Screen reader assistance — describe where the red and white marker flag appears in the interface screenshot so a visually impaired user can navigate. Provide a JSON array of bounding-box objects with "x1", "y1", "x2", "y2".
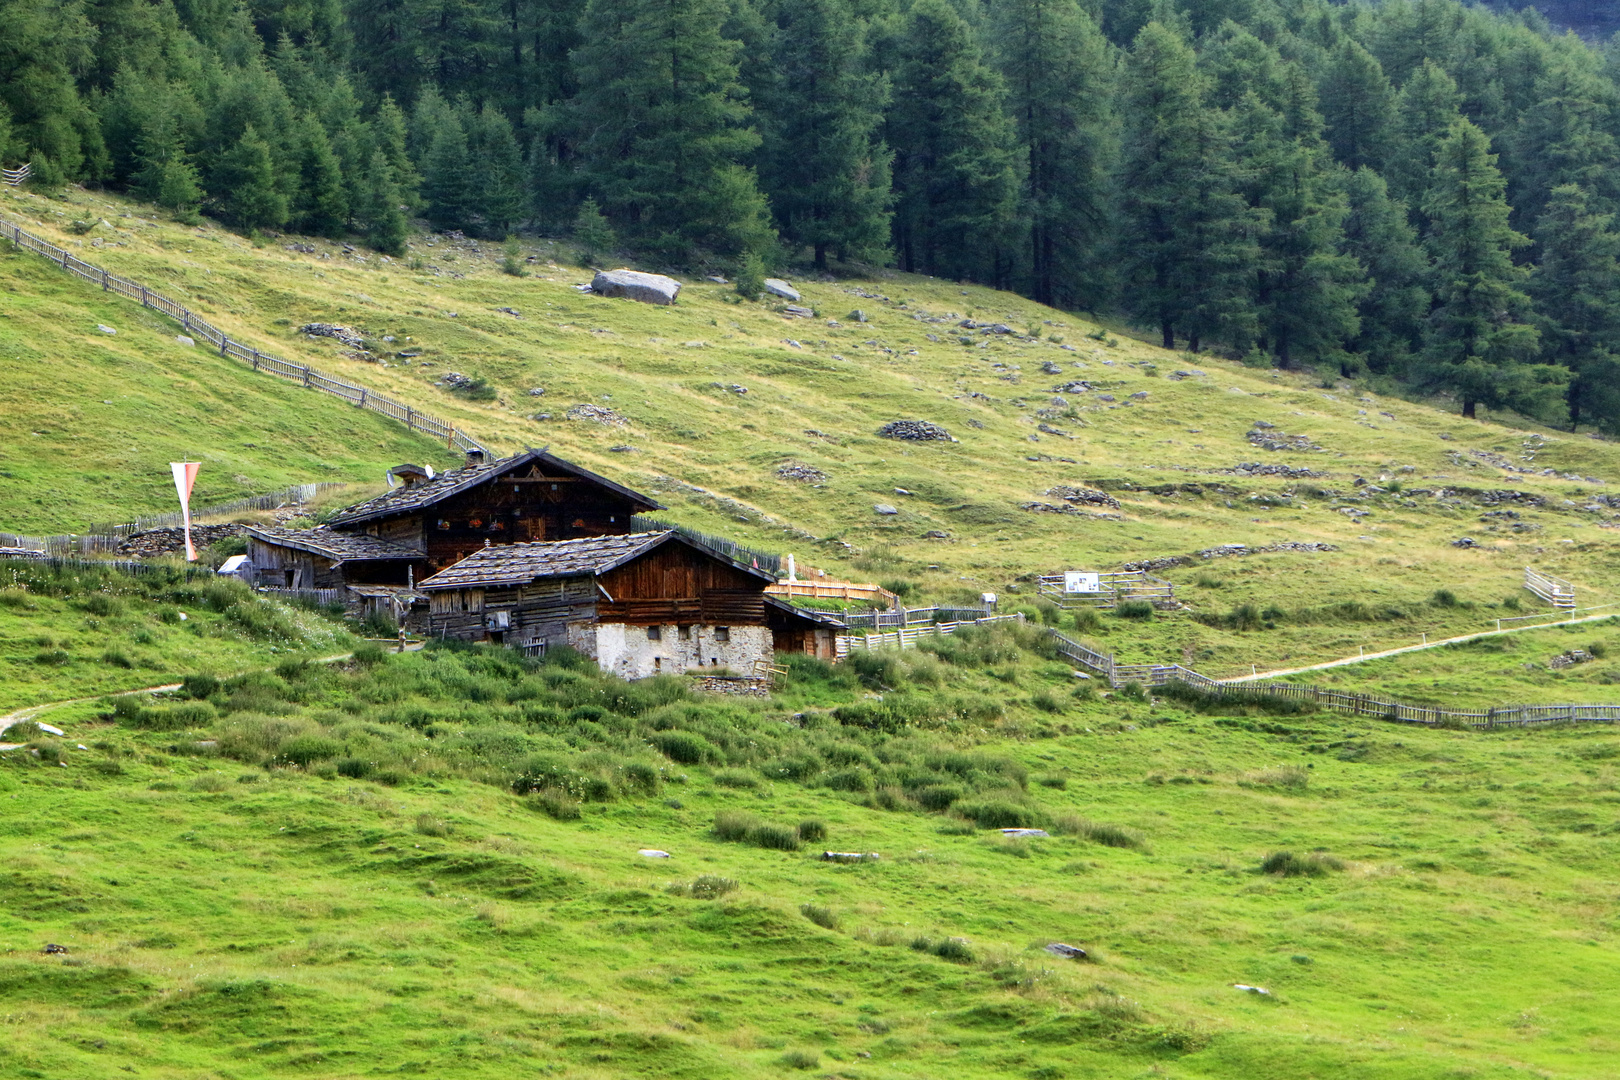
[{"x1": 170, "y1": 462, "x2": 201, "y2": 561}]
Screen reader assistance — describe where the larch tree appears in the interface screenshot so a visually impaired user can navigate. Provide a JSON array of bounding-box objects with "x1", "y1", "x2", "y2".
[
  {"x1": 1318, "y1": 37, "x2": 1394, "y2": 173},
  {"x1": 1531, "y1": 183, "x2": 1620, "y2": 431}
]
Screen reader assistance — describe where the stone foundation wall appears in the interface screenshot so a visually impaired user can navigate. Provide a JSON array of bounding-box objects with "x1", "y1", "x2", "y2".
[{"x1": 595, "y1": 622, "x2": 771, "y2": 680}]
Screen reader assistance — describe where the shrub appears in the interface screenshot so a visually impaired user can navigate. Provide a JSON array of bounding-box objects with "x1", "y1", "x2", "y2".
[
  {"x1": 848, "y1": 649, "x2": 903, "y2": 690},
  {"x1": 1035, "y1": 774, "x2": 1068, "y2": 789},
  {"x1": 714, "y1": 768, "x2": 760, "y2": 788},
  {"x1": 1116, "y1": 681, "x2": 1147, "y2": 703},
  {"x1": 1031, "y1": 690, "x2": 1065, "y2": 714},
  {"x1": 734, "y1": 250, "x2": 766, "y2": 299},
  {"x1": 956, "y1": 800, "x2": 1039, "y2": 829},
  {"x1": 620, "y1": 760, "x2": 663, "y2": 795},
  {"x1": 780, "y1": 1050, "x2": 819, "y2": 1071},
  {"x1": 1068, "y1": 608, "x2": 1101, "y2": 632},
  {"x1": 824, "y1": 767, "x2": 874, "y2": 793},
  {"x1": 1432, "y1": 588, "x2": 1458, "y2": 607},
  {"x1": 335, "y1": 756, "x2": 374, "y2": 779},
  {"x1": 181, "y1": 673, "x2": 221, "y2": 699},
  {"x1": 352, "y1": 643, "x2": 389, "y2": 666},
  {"x1": 277, "y1": 733, "x2": 342, "y2": 766},
  {"x1": 124, "y1": 701, "x2": 217, "y2": 731},
  {"x1": 713, "y1": 810, "x2": 757, "y2": 842},
  {"x1": 797, "y1": 819, "x2": 827, "y2": 843},
  {"x1": 915, "y1": 784, "x2": 963, "y2": 811},
  {"x1": 800, "y1": 903, "x2": 839, "y2": 930},
  {"x1": 669, "y1": 875, "x2": 738, "y2": 899},
  {"x1": 530, "y1": 791, "x2": 581, "y2": 820},
  {"x1": 81, "y1": 593, "x2": 124, "y2": 617},
  {"x1": 35, "y1": 649, "x2": 70, "y2": 666},
  {"x1": 102, "y1": 649, "x2": 134, "y2": 668},
  {"x1": 1261, "y1": 850, "x2": 1343, "y2": 877},
  {"x1": 748, "y1": 822, "x2": 802, "y2": 851},
  {"x1": 1115, "y1": 600, "x2": 1153, "y2": 620},
  {"x1": 910, "y1": 935, "x2": 975, "y2": 962},
  {"x1": 190, "y1": 773, "x2": 229, "y2": 793},
  {"x1": 1054, "y1": 814, "x2": 1148, "y2": 850},
  {"x1": 649, "y1": 730, "x2": 716, "y2": 764},
  {"x1": 1590, "y1": 641, "x2": 1609, "y2": 660},
  {"x1": 415, "y1": 813, "x2": 451, "y2": 837}
]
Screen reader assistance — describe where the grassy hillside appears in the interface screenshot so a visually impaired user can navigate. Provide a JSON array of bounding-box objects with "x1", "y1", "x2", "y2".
[
  {"x1": 6, "y1": 185, "x2": 1620, "y2": 684},
  {"x1": 7, "y1": 624, "x2": 1620, "y2": 1080}
]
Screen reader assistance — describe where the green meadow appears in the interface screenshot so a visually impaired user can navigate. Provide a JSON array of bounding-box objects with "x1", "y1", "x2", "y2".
[{"x1": 5, "y1": 187, "x2": 1620, "y2": 1079}]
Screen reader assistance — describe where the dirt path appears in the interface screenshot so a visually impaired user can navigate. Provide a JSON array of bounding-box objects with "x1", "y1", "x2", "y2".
[{"x1": 1226, "y1": 610, "x2": 1619, "y2": 684}]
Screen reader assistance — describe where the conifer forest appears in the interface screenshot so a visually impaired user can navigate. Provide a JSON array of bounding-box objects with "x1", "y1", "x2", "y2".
[{"x1": 5, "y1": 0, "x2": 1620, "y2": 429}]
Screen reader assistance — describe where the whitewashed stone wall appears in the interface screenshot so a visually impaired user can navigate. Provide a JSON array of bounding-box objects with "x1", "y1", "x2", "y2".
[{"x1": 594, "y1": 623, "x2": 771, "y2": 680}]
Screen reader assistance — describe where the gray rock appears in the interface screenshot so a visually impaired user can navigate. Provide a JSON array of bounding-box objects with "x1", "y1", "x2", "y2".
[
  {"x1": 849, "y1": 309, "x2": 868, "y2": 322},
  {"x1": 96, "y1": 324, "x2": 117, "y2": 335},
  {"x1": 175, "y1": 335, "x2": 195, "y2": 347},
  {"x1": 591, "y1": 268, "x2": 682, "y2": 305},
  {"x1": 764, "y1": 278, "x2": 800, "y2": 301},
  {"x1": 874, "y1": 504, "x2": 899, "y2": 515},
  {"x1": 528, "y1": 387, "x2": 546, "y2": 396}
]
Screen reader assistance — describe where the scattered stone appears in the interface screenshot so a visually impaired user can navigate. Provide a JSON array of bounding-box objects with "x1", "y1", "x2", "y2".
[
  {"x1": 1000, "y1": 828, "x2": 1049, "y2": 838},
  {"x1": 1097, "y1": 394, "x2": 1116, "y2": 403},
  {"x1": 1233, "y1": 984, "x2": 1271, "y2": 995},
  {"x1": 1051, "y1": 381, "x2": 1093, "y2": 394},
  {"x1": 1044, "y1": 943, "x2": 1087, "y2": 960},
  {"x1": 1438, "y1": 432, "x2": 1455, "y2": 440},
  {"x1": 764, "y1": 278, "x2": 801, "y2": 301},
  {"x1": 783, "y1": 304, "x2": 814, "y2": 318},
  {"x1": 638, "y1": 849, "x2": 671, "y2": 858},
  {"x1": 960, "y1": 319, "x2": 1016, "y2": 335},
  {"x1": 849, "y1": 309, "x2": 868, "y2": 322},
  {"x1": 609, "y1": 445, "x2": 636, "y2": 452},
  {"x1": 1167, "y1": 369, "x2": 1205, "y2": 380},
  {"x1": 96, "y1": 324, "x2": 116, "y2": 335},
  {"x1": 1247, "y1": 424, "x2": 1322, "y2": 452},
  {"x1": 1452, "y1": 536, "x2": 1477, "y2": 548},
  {"x1": 1129, "y1": 391, "x2": 1149, "y2": 401},
  {"x1": 923, "y1": 529, "x2": 950, "y2": 539},
  {"x1": 777, "y1": 462, "x2": 827, "y2": 483},
  {"x1": 43, "y1": 944, "x2": 68, "y2": 955},
  {"x1": 175, "y1": 335, "x2": 195, "y2": 347},
  {"x1": 301, "y1": 322, "x2": 366, "y2": 348},
  {"x1": 1041, "y1": 361, "x2": 1063, "y2": 374},
  {"x1": 1231, "y1": 462, "x2": 1323, "y2": 478},
  {"x1": 706, "y1": 275, "x2": 729, "y2": 284},
  {"x1": 284, "y1": 243, "x2": 316, "y2": 254},
  {"x1": 821, "y1": 851, "x2": 879, "y2": 863},
  {"x1": 1045, "y1": 486, "x2": 1120, "y2": 509},
  {"x1": 396, "y1": 350, "x2": 421, "y2": 359},
  {"x1": 874, "y1": 503, "x2": 899, "y2": 515},
  {"x1": 590, "y1": 268, "x2": 682, "y2": 305},
  {"x1": 711, "y1": 382, "x2": 748, "y2": 395},
  {"x1": 876, "y1": 419, "x2": 957, "y2": 442},
  {"x1": 438, "y1": 371, "x2": 475, "y2": 390},
  {"x1": 566, "y1": 403, "x2": 628, "y2": 426},
  {"x1": 1037, "y1": 423, "x2": 1073, "y2": 438},
  {"x1": 783, "y1": 339, "x2": 802, "y2": 348},
  {"x1": 496, "y1": 306, "x2": 521, "y2": 317},
  {"x1": 528, "y1": 387, "x2": 546, "y2": 396}
]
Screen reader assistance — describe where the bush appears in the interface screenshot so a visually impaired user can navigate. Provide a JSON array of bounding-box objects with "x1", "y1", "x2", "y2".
[
  {"x1": 911, "y1": 935, "x2": 975, "y2": 963},
  {"x1": 1432, "y1": 588, "x2": 1459, "y2": 607},
  {"x1": 748, "y1": 822, "x2": 802, "y2": 851},
  {"x1": 1031, "y1": 690, "x2": 1065, "y2": 714},
  {"x1": 649, "y1": 730, "x2": 716, "y2": 764},
  {"x1": 714, "y1": 768, "x2": 759, "y2": 788},
  {"x1": 531, "y1": 791, "x2": 581, "y2": 820},
  {"x1": 81, "y1": 593, "x2": 124, "y2": 617},
  {"x1": 714, "y1": 810, "x2": 757, "y2": 842},
  {"x1": 335, "y1": 756, "x2": 374, "y2": 779},
  {"x1": 352, "y1": 643, "x2": 389, "y2": 666},
  {"x1": 669, "y1": 875, "x2": 738, "y2": 899},
  {"x1": 1115, "y1": 600, "x2": 1153, "y2": 620},
  {"x1": 781, "y1": 1050, "x2": 819, "y2": 1071},
  {"x1": 1054, "y1": 814, "x2": 1147, "y2": 850},
  {"x1": 848, "y1": 649, "x2": 903, "y2": 690},
  {"x1": 734, "y1": 251, "x2": 766, "y2": 299},
  {"x1": 1261, "y1": 850, "x2": 1343, "y2": 877},
  {"x1": 415, "y1": 813, "x2": 451, "y2": 837},
  {"x1": 797, "y1": 819, "x2": 827, "y2": 843},
  {"x1": 181, "y1": 673, "x2": 221, "y2": 700},
  {"x1": 915, "y1": 783, "x2": 963, "y2": 811},
  {"x1": 35, "y1": 649, "x2": 69, "y2": 666},
  {"x1": 277, "y1": 733, "x2": 342, "y2": 766},
  {"x1": 800, "y1": 903, "x2": 839, "y2": 930},
  {"x1": 123, "y1": 701, "x2": 217, "y2": 731},
  {"x1": 102, "y1": 648, "x2": 134, "y2": 668},
  {"x1": 956, "y1": 800, "x2": 1039, "y2": 829}
]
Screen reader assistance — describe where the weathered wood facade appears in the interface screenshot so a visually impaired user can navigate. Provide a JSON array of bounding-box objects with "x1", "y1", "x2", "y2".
[
  {"x1": 416, "y1": 531, "x2": 795, "y2": 678},
  {"x1": 765, "y1": 596, "x2": 844, "y2": 661},
  {"x1": 243, "y1": 527, "x2": 426, "y2": 590}
]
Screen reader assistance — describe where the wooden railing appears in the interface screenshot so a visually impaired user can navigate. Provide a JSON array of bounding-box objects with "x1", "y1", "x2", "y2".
[
  {"x1": 838, "y1": 612, "x2": 1024, "y2": 657},
  {"x1": 0, "y1": 213, "x2": 488, "y2": 456},
  {"x1": 768, "y1": 579, "x2": 901, "y2": 606},
  {"x1": 1524, "y1": 566, "x2": 1575, "y2": 610},
  {"x1": 1039, "y1": 570, "x2": 1176, "y2": 609},
  {"x1": 2, "y1": 163, "x2": 30, "y2": 187},
  {"x1": 842, "y1": 605, "x2": 991, "y2": 629}
]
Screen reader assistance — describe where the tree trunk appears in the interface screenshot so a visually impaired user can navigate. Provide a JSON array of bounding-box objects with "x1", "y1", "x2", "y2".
[
  {"x1": 1462, "y1": 399, "x2": 1477, "y2": 419},
  {"x1": 1188, "y1": 334, "x2": 1200, "y2": 353},
  {"x1": 814, "y1": 242, "x2": 827, "y2": 271},
  {"x1": 1161, "y1": 322, "x2": 1174, "y2": 350}
]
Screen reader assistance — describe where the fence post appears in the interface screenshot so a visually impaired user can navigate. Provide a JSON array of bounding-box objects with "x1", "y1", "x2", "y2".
[
  {"x1": 101, "y1": 268, "x2": 108, "y2": 291},
  {"x1": 140, "y1": 285, "x2": 148, "y2": 307},
  {"x1": 358, "y1": 388, "x2": 367, "y2": 408},
  {"x1": 303, "y1": 366, "x2": 312, "y2": 388},
  {"x1": 220, "y1": 336, "x2": 228, "y2": 357},
  {"x1": 406, "y1": 406, "x2": 415, "y2": 431}
]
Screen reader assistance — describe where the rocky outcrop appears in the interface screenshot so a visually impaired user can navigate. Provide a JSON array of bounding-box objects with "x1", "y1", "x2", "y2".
[{"x1": 591, "y1": 269, "x2": 682, "y2": 305}]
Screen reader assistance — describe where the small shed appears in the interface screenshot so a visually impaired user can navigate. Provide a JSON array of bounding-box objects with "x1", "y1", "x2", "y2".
[
  {"x1": 243, "y1": 526, "x2": 427, "y2": 590},
  {"x1": 216, "y1": 554, "x2": 251, "y2": 579},
  {"x1": 764, "y1": 595, "x2": 845, "y2": 661},
  {"x1": 416, "y1": 530, "x2": 777, "y2": 677}
]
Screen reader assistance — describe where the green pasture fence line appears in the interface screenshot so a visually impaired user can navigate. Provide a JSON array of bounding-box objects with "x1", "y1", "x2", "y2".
[
  {"x1": 0, "y1": 213, "x2": 489, "y2": 456},
  {"x1": 0, "y1": 552, "x2": 213, "y2": 580},
  {"x1": 1046, "y1": 627, "x2": 1620, "y2": 731}
]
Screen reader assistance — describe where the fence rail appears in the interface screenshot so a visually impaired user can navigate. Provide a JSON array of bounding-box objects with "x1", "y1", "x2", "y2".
[
  {"x1": 1524, "y1": 566, "x2": 1575, "y2": 610},
  {"x1": 838, "y1": 613, "x2": 1024, "y2": 657},
  {"x1": 842, "y1": 605, "x2": 990, "y2": 629},
  {"x1": 2, "y1": 163, "x2": 30, "y2": 187},
  {"x1": 629, "y1": 516, "x2": 781, "y2": 576},
  {"x1": 1039, "y1": 570, "x2": 1176, "y2": 609},
  {"x1": 258, "y1": 586, "x2": 347, "y2": 607},
  {"x1": 0, "y1": 213, "x2": 488, "y2": 456}
]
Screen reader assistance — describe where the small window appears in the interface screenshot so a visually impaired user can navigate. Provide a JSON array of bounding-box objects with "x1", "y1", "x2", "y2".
[
  {"x1": 714, "y1": 626, "x2": 730, "y2": 642},
  {"x1": 646, "y1": 625, "x2": 662, "y2": 641},
  {"x1": 654, "y1": 657, "x2": 662, "y2": 672},
  {"x1": 678, "y1": 625, "x2": 691, "y2": 641}
]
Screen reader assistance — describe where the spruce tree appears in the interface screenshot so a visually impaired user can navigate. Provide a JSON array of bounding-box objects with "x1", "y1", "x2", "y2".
[
  {"x1": 1385, "y1": 60, "x2": 1461, "y2": 221},
  {"x1": 1421, "y1": 118, "x2": 1558, "y2": 419},
  {"x1": 888, "y1": 0, "x2": 1019, "y2": 286},
  {"x1": 293, "y1": 114, "x2": 348, "y2": 237},
  {"x1": 1531, "y1": 184, "x2": 1620, "y2": 431},
  {"x1": 1117, "y1": 22, "x2": 1253, "y2": 351},
  {"x1": 1236, "y1": 67, "x2": 1364, "y2": 368},
  {"x1": 572, "y1": 196, "x2": 617, "y2": 264},
  {"x1": 131, "y1": 113, "x2": 202, "y2": 214},
  {"x1": 213, "y1": 125, "x2": 289, "y2": 230},
  {"x1": 361, "y1": 149, "x2": 408, "y2": 255},
  {"x1": 1510, "y1": 62, "x2": 1620, "y2": 232},
  {"x1": 1340, "y1": 167, "x2": 1430, "y2": 376},
  {"x1": 1318, "y1": 38, "x2": 1394, "y2": 172},
  {"x1": 571, "y1": 0, "x2": 774, "y2": 262},
  {"x1": 757, "y1": 0, "x2": 892, "y2": 269},
  {"x1": 994, "y1": 0, "x2": 1113, "y2": 307},
  {"x1": 469, "y1": 104, "x2": 525, "y2": 236},
  {"x1": 374, "y1": 94, "x2": 420, "y2": 208},
  {"x1": 420, "y1": 106, "x2": 473, "y2": 231}
]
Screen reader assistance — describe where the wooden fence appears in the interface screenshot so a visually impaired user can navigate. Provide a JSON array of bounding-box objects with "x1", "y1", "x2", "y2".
[
  {"x1": 843, "y1": 605, "x2": 991, "y2": 629},
  {"x1": 2, "y1": 163, "x2": 30, "y2": 187},
  {"x1": 630, "y1": 515, "x2": 781, "y2": 577},
  {"x1": 838, "y1": 612, "x2": 1024, "y2": 657},
  {"x1": 1039, "y1": 570, "x2": 1176, "y2": 609},
  {"x1": 1524, "y1": 566, "x2": 1575, "y2": 610},
  {"x1": 768, "y1": 579, "x2": 901, "y2": 605},
  {"x1": 0, "y1": 214, "x2": 488, "y2": 456}
]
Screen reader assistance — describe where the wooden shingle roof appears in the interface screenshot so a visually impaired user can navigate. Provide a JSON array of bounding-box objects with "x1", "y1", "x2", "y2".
[
  {"x1": 244, "y1": 526, "x2": 424, "y2": 563},
  {"x1": 417, "y1": 530, "x2": 777, "y2": 590},
  {"x1": 327, "y1": 448, "x2": 663, "y2": 527}
]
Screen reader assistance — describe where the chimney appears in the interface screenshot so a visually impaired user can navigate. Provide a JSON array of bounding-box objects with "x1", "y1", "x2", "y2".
[
  {"x1": 465, "y1": 447, "x2": 487, "y2": 466},
  {"x1": 389, "y1": 464, "x2": 431, "y2": 488}
]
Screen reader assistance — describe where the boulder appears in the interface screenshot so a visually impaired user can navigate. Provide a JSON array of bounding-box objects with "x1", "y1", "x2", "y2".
[
  {"x1": 874, "y1": 503, "x2": 899, "y2": 515},
  {"x1": 591, "y1": 269, "x2": 682, "y2": 305},
  {"x1": 764, "y1": 278, "x2": 800, "y2": 301}
]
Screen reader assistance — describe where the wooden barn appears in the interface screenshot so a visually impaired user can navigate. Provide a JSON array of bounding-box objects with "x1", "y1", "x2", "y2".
[
  {"x1": 416, "y1": 530, "x2": 828, "y2": 678},
  {"x1": 326, "y1": 447, "x2": 663, "y2": 573},
  {"x1": 242, "y1": 526, "x2": 427, "y2": 590},
  {"x1": 765, "y1": 596, "x2": 844, "y2": 661}
]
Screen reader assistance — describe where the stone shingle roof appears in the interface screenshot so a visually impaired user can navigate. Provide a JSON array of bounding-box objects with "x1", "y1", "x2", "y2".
[
  {"x1": 327, "y1": 448, "x2": 662, "y2": 527},
  {"x1": 417, "y1": 530, "x2": 778, "y2": 590},
  {"x1": 244, "y1": 526, "x2": 424, "y2": 563}
]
